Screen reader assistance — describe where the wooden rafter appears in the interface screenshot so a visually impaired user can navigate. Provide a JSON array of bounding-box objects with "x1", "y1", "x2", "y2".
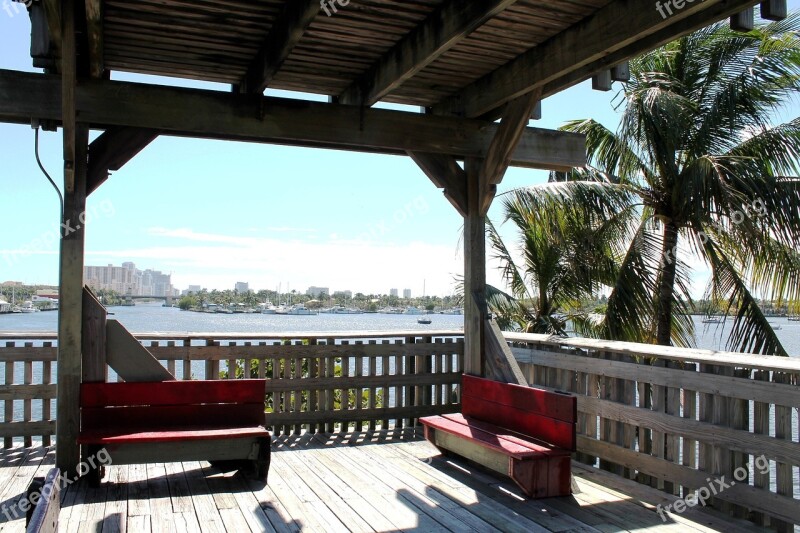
[
  {"x1": 87, "y1": 127, "x2": 159, "y2": 195},
  {"x1": 338, "y1": 0, "x2": 519, "y2": 106},
  {"x1": 239, "y1": 0, "x2": 319, "y2": 94},
  {"x1": 84, "y1": 0, "x2": 103, "y2": 78},
  {"x1": 0, "y1": 70, "x2": 586, "y2": 171},
  {"x1": 407, "y1": 151, "x2": 467, "y2": 216},
  {"x1": 433, "y1": 0, "x2": 761, "y2": 118}
]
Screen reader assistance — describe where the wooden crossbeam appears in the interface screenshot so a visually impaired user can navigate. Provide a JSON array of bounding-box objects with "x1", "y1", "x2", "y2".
[
  {"x1": 0, "y1": 69, "x2": 585, "y2": 171},
  {"x1": 407, "y1": 151, "x2": 467, "y2": 216},
  {"x1": 84, "y1": 0, "x2": 103, "y2": 78},
  {"x1": 338, "y1": 0, "x2": 519, "y2": 106},
  {"x1": 433, "y1": 0, "x2": 760, "y2": 118},
  {"x1": 240, "y1": 0, "x2": 319, "y2": 94},
  {"x1": 87, "y1": 127, "x2": 159, "y2": 195}
]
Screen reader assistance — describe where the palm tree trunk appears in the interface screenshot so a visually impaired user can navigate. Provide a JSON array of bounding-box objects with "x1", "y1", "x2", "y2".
[{"x1": 656, "y1": 221, "x2": 679, "y2": 345}]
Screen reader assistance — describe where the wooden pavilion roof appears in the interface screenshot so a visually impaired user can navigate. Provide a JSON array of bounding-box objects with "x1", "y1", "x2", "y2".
[
  {"x1": 99, "y1": 0, "x2": 609, "y2": 105},
  {"x1": 33, "y1": 0, "x2": 763, "y2": 119}
]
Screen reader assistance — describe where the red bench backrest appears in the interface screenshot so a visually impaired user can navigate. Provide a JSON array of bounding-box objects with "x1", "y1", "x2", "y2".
[
  {"x1": 80, "y1": 379, "x2": 266, "y2": 432},
  {"x1": 461, "y1": 374, "x2": 577, "y2": 451}
]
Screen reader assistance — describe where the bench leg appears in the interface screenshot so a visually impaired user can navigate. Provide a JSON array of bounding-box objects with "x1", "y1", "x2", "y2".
[
  {"x1": 254, "y1": 437, "x2": 271, "y2": 482},
  {"x1": 510, "y1": 455, "x2": 571, "y2": 498},
  {"x1": 86, "y1": 445, "x2": 106, "y2": 488}
]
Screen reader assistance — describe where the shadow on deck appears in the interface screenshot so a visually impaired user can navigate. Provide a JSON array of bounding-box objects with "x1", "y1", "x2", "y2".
[{"x1": 0, "y1": 430, "x2": 768, "y2": 532}]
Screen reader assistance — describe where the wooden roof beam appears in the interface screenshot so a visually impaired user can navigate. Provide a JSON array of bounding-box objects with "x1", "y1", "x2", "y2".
[
  {"x1": 84, "y1": 0, "x2": 103, "y2": 78},
  {"x1": 0, "y1": 69, "x2": 586, "y2": 171},
  {"x1": 338, "y1": 0, "x2": 519, "y2": 106},
  {"x1": 87, "y1": 127, "x2": 159, "y2": 195},
  {"x1": 239, "y1": 0, "x2": 320, "y2": 94},
  {"x1": 433, "y1": 0, "x2": 760, "y2": 118}
]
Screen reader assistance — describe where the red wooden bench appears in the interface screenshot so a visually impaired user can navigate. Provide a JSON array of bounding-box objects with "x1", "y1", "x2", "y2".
[
  {"x1": 420, "y1": 374, "x2": 576, "y2": 498},
  {"x1": 78, "y1": 379, "x2": 270, "y2": 485}
]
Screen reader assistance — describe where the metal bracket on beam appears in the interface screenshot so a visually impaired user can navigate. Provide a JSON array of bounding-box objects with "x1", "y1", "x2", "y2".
[
  {"x1": 761, "y1": 0, "x2": 787, "y2": 20},
  {"x1": 592, "y1": 70, "x2": 613, "y2": 92},
  {"x1": 731, "y1": 8, "x2": 754, "y2": 32}
]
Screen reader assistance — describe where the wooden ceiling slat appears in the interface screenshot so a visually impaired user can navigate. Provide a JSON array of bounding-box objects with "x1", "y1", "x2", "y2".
[{"x1": 94, "y1": 0, "x2": 750, "y2": 110}]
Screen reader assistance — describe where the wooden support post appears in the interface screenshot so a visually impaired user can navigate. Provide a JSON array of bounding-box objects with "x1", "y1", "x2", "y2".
[
  {"x1": 56, "y1": 0, "x2": 86, "y2": 476},
  {"x1": 464, "y1": 158, "x2": 485, "y2": 377}
]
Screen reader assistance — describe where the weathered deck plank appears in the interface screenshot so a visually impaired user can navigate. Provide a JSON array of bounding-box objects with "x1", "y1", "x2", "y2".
[{"x1": 0, "y1": 434, "x2": 774, "y2": 532}]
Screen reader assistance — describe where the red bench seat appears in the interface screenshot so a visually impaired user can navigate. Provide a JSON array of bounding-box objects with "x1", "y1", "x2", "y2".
[
  {"x1": 78, "y1": 426, "x2": 269, "y2": 445},
  {"x1": 78, "y1": 379, "x2": 271, "y2": 485},
  {"x1": 421, "y1": 374, "x2": 576, "y2": 498}
]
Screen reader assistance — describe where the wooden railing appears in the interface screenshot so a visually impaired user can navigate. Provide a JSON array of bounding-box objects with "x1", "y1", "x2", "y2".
[
  {"x1": 3, "y1": 329, "x2": 798, "y2": 530},
  {"x1": 506, "y1": 333, "x2": 800, "y2": 532},
  {"x1": 0, "y1": 334, "x2": 56, "y2": 448},
  {"x1": 0, "y1": 331, "x2": 464, "y2": 442}
]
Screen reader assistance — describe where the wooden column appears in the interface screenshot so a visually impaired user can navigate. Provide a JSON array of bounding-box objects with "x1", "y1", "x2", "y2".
[
  {"x1": 56, "y1": 0, "x2": 86, "y2": 475},
  {"x1": 463, "y1": 158, "x2": 486, "y2": 376}
]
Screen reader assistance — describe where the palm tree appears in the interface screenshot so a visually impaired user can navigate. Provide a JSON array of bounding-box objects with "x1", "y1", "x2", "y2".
[
  {"x1": 557, "y1": 16, "x2": 800, "y2": 355},
  {"x1": 485, "y1": 184, "x2": 632, "y2": 335}
]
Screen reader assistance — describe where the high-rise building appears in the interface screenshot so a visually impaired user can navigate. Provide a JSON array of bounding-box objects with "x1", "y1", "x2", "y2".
[
  {"x1": 235, "y1": 281, "x2": 249, "y2": 293},
  {"x1": 306, "y1": 286, "x2": 329, "y2": 297},
  {"x1": 390, "y1": 288, "x2": 398, "y2": 297},
  {"x1": 83, "y1": 262, "x2": 172, "y2": 296},
  {"x1": 403, "y1": 289, "x2": 411, "y2": 299}
]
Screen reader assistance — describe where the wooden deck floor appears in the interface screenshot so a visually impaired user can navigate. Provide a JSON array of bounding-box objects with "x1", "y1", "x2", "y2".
[{"x1": 0, "y1": 430, "x2": 768, "y2": 532}]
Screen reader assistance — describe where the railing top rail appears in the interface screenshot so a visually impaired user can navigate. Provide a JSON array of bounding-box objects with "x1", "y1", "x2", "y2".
[
  {"x1": 505, "y1": 332, "x2": 800, "y2": 372},
  {"x1": 0, "y1": 330, "x2": 464, "y2": 341},
  {"x1": 0, "y1": 332, "x2": 58, "y2": 341}
]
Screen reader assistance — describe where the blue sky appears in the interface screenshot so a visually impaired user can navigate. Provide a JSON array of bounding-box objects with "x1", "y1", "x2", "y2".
[{"x1": 1, "y1": 4, "x2": 799, "y2": 297}]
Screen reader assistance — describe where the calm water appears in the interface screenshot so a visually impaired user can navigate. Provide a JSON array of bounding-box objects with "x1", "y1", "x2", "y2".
[
  {"x1": 0, "y1": 303, "x2": 465, "y2": 335},
  {"x1": 2, "y1": 303, "x2": 799, "y2": 356}
]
